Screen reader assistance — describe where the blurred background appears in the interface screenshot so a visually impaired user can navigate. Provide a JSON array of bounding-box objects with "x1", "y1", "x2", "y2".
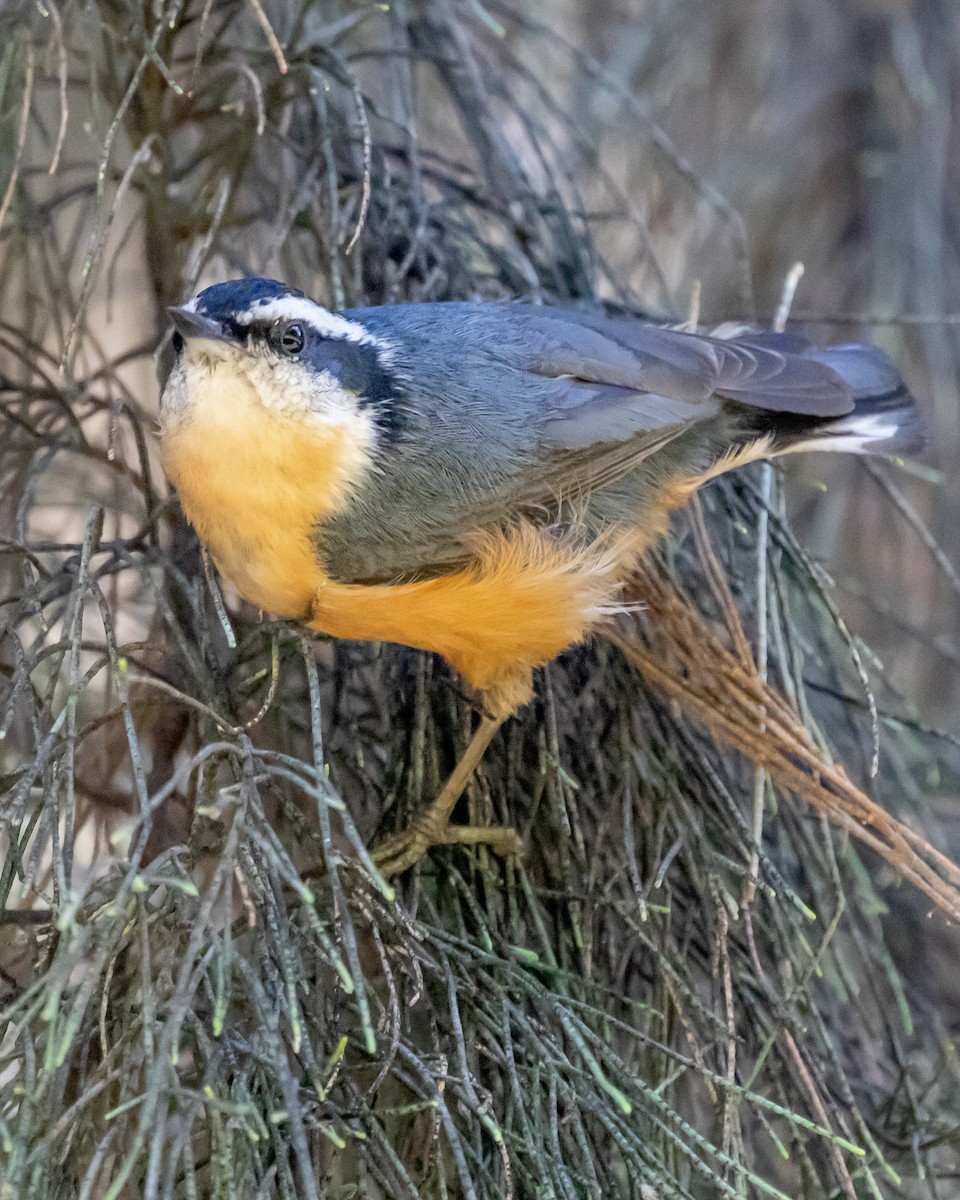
[
  {"x1": 484, "y1": 0, "x2": 959, "y2": 735},
  {"x1": 566, "y1": 0, "x2": 960, "y2": 727},
  {"x1": 2, "y1": 1, "x2": 960, "y2": 1196}
]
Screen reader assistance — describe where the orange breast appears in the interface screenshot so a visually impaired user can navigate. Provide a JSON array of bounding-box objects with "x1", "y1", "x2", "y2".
[
  {"x1": 161, "y1": 362, "x2": 372, "y2": 619},
  {"x1": 309, "y1": 522, "x2": 649, "y2": 713}
]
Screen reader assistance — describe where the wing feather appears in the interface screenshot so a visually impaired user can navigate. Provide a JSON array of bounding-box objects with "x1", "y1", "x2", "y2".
[{"x1": 508, "y1": 306, "x2": 856, "y2": 421}]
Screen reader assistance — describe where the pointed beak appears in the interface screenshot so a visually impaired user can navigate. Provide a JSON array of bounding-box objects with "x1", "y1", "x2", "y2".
[{"x1": 168, "y1": 306, "x2": 236, "y2": 345}]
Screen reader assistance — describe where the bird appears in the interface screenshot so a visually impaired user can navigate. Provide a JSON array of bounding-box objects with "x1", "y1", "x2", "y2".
[{"x1": 160, "y1": 276, "x2": 922, "y2": 876}]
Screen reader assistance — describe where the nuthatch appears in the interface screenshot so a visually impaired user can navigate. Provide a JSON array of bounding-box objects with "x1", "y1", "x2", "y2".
[{"x1": 161, "y1": 277, "x2": 922, "y2": 875}]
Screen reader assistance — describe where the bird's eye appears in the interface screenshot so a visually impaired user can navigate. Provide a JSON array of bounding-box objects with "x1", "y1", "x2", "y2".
[{"x1": 275, "y1": 322, "x2": 305, "y2": 357}]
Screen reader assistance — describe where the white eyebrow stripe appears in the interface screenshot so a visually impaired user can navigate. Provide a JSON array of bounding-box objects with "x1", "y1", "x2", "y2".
[{"x1": 236, "y1": 295, "x2": 383, "y2": 348}]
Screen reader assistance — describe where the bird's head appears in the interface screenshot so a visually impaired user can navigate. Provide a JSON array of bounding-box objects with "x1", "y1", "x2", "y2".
[
  {"x1": 158, "y1": 278, "x2": 403, "y2": 577},
  {"x1": 161, "y1": 277, "x2": 399, "y2": 438}
]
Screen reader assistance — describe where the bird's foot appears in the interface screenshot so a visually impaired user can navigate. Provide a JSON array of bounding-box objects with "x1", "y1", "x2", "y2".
[{"x1": 373, "y1": 814, "x2": 523, "y2": 878}]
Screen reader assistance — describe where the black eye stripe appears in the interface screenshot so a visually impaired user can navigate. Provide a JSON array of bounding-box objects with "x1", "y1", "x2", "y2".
[
  {"x1": 209, "y1": 318, "x2": 404, "y2": 438},
  {"x1": 303, "y1": 339, "x2": 404, "y2": 437},
  {"x1": 225, "y1": 318, "x2": 249, "y2": 343}
]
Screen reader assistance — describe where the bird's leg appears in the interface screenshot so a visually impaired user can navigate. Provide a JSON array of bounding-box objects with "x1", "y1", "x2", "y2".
[{"x1": 373, "y1": 711, "x2": 522, "y2": 878}]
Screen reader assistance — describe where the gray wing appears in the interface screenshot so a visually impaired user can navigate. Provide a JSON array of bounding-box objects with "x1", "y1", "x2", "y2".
[
  {"x1": 473, "y1": 305, "x2": 856, "y2": 503},
  {"x1": 322, "y1": 302, "x2": 859, "y2": 582},
  {"x1": 508, "y1": 306, "x2": 855, "y2": 448}
]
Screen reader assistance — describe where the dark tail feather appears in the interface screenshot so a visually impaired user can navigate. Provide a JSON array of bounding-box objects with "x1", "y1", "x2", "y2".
[{"x1": 781, "y1": 343, "x2": 925, "y2": 458}]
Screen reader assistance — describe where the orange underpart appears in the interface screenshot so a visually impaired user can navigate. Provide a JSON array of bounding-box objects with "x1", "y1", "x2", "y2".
[
  {"x1": 161, "y1": 363, "x2": 373, "y2": 620},
  {"x1": 309, "y1": 521, "x2": 652, "y2": 715}
]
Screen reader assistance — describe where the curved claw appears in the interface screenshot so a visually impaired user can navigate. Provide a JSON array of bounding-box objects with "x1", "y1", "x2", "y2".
[{"x1": 373, "y1": 819, "x2": 523, "y2": 879}]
